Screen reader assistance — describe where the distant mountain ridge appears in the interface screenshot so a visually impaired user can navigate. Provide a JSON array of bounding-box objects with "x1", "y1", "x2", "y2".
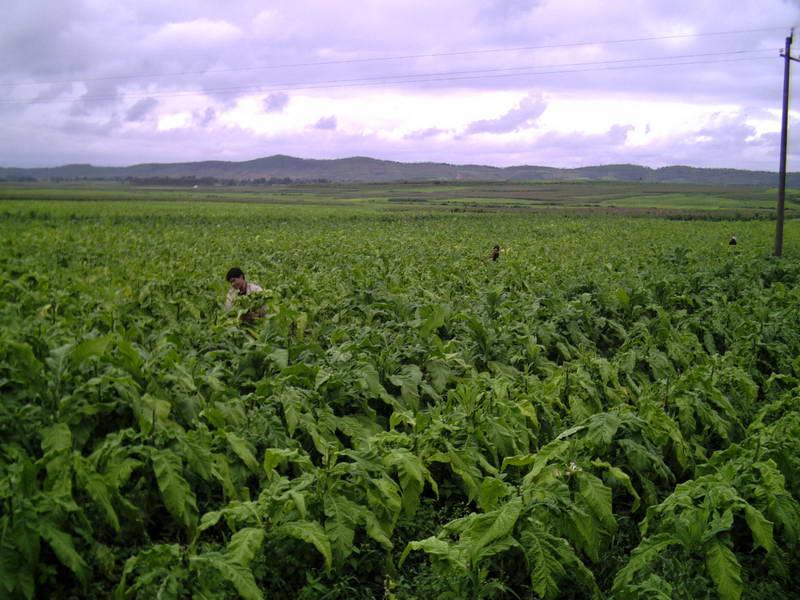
[{"x1": 1, "y1": 155, "x2": 797, "y2": 186}]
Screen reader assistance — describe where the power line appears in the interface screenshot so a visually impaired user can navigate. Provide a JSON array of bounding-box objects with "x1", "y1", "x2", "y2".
[
  {"x1": 0, "y1": 50, "x2": 775, "y2": 107},
  {"x1": 0, "y1": 25, "x2": 788, "y2": 89}
]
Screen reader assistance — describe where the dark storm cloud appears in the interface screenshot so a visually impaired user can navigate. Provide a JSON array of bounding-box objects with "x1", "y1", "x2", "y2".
[
  {"x1": 0, "y1": 2, "x2": 92, "y2": 77},
  {"x1": 69, "y1": 80, "x2": 124, "y2": 117},
  {"x1": 466, "y1": 95, "x2": 547, "y2": 134},
  {"x1": 263, "y1": 92, "x2": 289, "y2": 113},
  {"x1": 313, "y1": 115, "x2": 337, "y2": 130},
  {"x1": 125, "y1": 97, "x2": 159, "y2": 122}
]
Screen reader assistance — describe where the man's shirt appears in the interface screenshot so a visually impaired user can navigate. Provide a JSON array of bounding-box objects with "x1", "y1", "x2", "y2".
[{"x1": 225, "y1": 282, "x2": 264, "y2": 310}]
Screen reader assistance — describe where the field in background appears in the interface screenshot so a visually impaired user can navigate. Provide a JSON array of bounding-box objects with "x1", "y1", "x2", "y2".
[
  {"x1": 1, "y1": 180, "x2": 799, "y2": 218},
  {"x1": 1, "y1": 191, "x2": 799, "y2": 599}
]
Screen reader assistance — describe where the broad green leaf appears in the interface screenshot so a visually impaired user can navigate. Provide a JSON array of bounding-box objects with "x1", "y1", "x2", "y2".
[
  {"x1": 46, "y1": 342, "x2": 73, "y2": 382},
  {"x1": 81, "y1": 469, "x2": 121, "y2": 533},
  {"x1": 152, "y1": 450, "x2": 198, "y2": 534},
  {"x1": 262, "y1": 447, "x2": 313, "y2": 475},
  {"x1": 104, "y1": 454, "x2": 143, "y2": 490},
  {"x1": 41, "y1": 423, "x2": 73, "y2": 488},
  {"x1": 743, "y1": 504, "x2": 774, "y2": 554},
  {"x1": 628, "y1": 574, "x2": 673, "y2": 600},
  {"x1": 567, "y1": 503, "x2": 601, "y2": 561},
  {"x1": 268, "y1": 348, "x2": 289, "y2": 369},
  {"x1": 41, "y1": 423, "x2": 72, "y2": 456},
  {"x1": 36, "y1": 521, "x2": 88, "y2": 584},
  {"x1": 522, "y1": 528, "x2": 566, "y2": 599},
  {"x1": 613, "y1": 533, "x2": 680, "y2": 591},
  {"x1": 364, "y1": 510, "x2": 393, "y2": 549},
  {"x1": 766, "y1": 492, "x2": 800, "y2": 545},
  {"x1": 473, "y1": 536, "x2": 521, "y2": 564},
  {"x1": 384, "y1": 449, "x2": 428, "y2": 516},
  {"x1": 702, "y1": 509, "x2": 733, "y2": 543},
  {"x1": 442, "y1": 445, "x2": 482, "y2": 501},
  {"x1": 357, "y1": 363, "x2": 387, "y2": 396},
  {"x1": 462, "y1": 498, "x2": 522, "y2": 566},
  {"x1": 551, "y1": 533, "x2": 600, "y2": 598},
  {"x1": 389, "y1": 365, "x2": 422, "y2": 411},
  {"x1": 585, "y1": 412, "x2": 621, "y2": 447},
  {"x1": 400, "y1": 537, "x2": 466, "y2": 570},
  {"x1": 133, "y1": 394, "x2": 171, "y2": 435},
  {"x1": 576, "y1": 471, "x2": 616, "y2": 532},
  {"x1": 289, "y1": 491, "x2": 307, "y2": 519},
  {"x1": 71, "y1": 335, "x2": 112, "y2": 367},
  {"x1": 521, "y1": 440, "x2": 569, "y2": 486},
  {"x1": 278, "y1": 521, "x2": 332, "y2": 571},
  {"x1": 705, "y1": 540, "x2": 742, "y2": 600},
  {"x1": 226, "y1": 527, "x2": 264, "y2": 566},
  {"x1": 324, "y1": 494, "x2": 361, "y2": 563},
  {"x1": 477, "y1": 477, "x2": 511, "y2": 512},
  {"x1": 191, "y1": 554, "x2": 263, "y2": 600},
  {"x1": 592, "y1": 460, "x2": 641, "y2": 512},
  {"x1": 198, "y1": 511, "x2": 223, "y2": 533},
  {"x1": 225, "y1": 432, "x2": 259, "y2": 473},
  {"x1": 419, "y1": 303, "x2": 448, "y2": 337},
  {"x1": 501, "y1": 453, "x2": 536, "y2": 470},
  {"x1": 425, "y1": 359, "x2": 453, "y2": 394}
]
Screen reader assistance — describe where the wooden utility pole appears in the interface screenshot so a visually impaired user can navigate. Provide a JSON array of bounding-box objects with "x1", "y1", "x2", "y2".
[{"x1": 776, "y1": 29, "x2": 797, "y2": 257}]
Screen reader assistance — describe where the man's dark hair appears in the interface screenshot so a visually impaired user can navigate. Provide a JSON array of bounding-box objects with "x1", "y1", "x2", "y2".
[{"x1": 226, "y1": 267, "x2": 244, "y2": 281}]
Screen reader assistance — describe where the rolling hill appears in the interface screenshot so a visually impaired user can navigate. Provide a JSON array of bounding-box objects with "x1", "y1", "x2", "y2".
[{"x1": 1, "y1": 155, "x2": 797, "y2": 186}]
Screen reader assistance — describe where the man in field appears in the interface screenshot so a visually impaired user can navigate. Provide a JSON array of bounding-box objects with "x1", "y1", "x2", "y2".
[{"x1": 224, "y1": 267, "x2": 265, "y2": 320}]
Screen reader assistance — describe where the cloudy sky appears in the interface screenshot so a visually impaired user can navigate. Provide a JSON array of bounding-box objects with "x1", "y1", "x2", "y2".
[{"x1": 1, "y1": 0, "x2": 799, "y2": 170}]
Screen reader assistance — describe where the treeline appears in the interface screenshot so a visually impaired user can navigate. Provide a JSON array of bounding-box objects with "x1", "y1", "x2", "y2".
[
  {"x1": 0, "y1": 176, "x2": 38, "y2": 182},
  {"x1": 121, "y1": 176, "x2": 328, "y2": 186},
  {"x1": 0, "y1": 176, "x2": 332, "y2": 185}
]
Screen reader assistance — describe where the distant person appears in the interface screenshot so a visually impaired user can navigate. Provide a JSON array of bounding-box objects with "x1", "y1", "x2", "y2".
[
  {"x1": 729, "y1": 235, "x2": 737, "y2": 246},
  {"x1": 225, "y1": 267, "x2": 265, "y2": 320},
  {"x1": 490, "y1": 244, "x2": 501, "y2": 262}
]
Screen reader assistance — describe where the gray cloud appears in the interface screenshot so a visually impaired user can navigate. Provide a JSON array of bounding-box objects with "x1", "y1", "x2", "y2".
[
  {"x1": 534, "y1": 124, "x2": 634, "y2": 154},
  {"x1": 69, "y1": 80, "x2": 123, "y2": 117},
  {"x1": 60, "y1": 115, "x2": 121, "y2": 137},
  {"x1": 193, "y1": 107, "x2": 216, "y2": 127},
  {"x1": 478, "y1": 0, "x2": 541, "y2": 21},
  {"x1": 125, "y1": 97, "x2": 159, "y2": 122},
  {"x1": 29, "y1": 84, "x2": 73, "y2": 105},
  {"x1": 263, "y1": 92, "x2": 289, "y2": 113},
  {"x1": 405, "y1": 127, "x2": 449, "y2": 140},
  {"x1": 313, "y1": 115, "x2": 337, "y2": 130},
  {"x1": 466, "y1": 94, "x2": 547, "y2": 134}
]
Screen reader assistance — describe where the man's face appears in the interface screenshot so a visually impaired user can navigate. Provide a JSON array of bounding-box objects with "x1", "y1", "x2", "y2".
[{"x1": 229, "y1": 275, "x2": 246, "y2": 293}]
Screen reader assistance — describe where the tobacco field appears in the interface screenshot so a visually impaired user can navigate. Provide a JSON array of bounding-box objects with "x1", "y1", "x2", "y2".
[{"x1": 1, "y1": 199, "x2": 799, "y2": 599}]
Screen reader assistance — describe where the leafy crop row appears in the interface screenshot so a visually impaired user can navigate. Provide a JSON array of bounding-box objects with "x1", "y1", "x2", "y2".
[{"x1": 1, "y1": 201, "x2": 798, "y2": 599}]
